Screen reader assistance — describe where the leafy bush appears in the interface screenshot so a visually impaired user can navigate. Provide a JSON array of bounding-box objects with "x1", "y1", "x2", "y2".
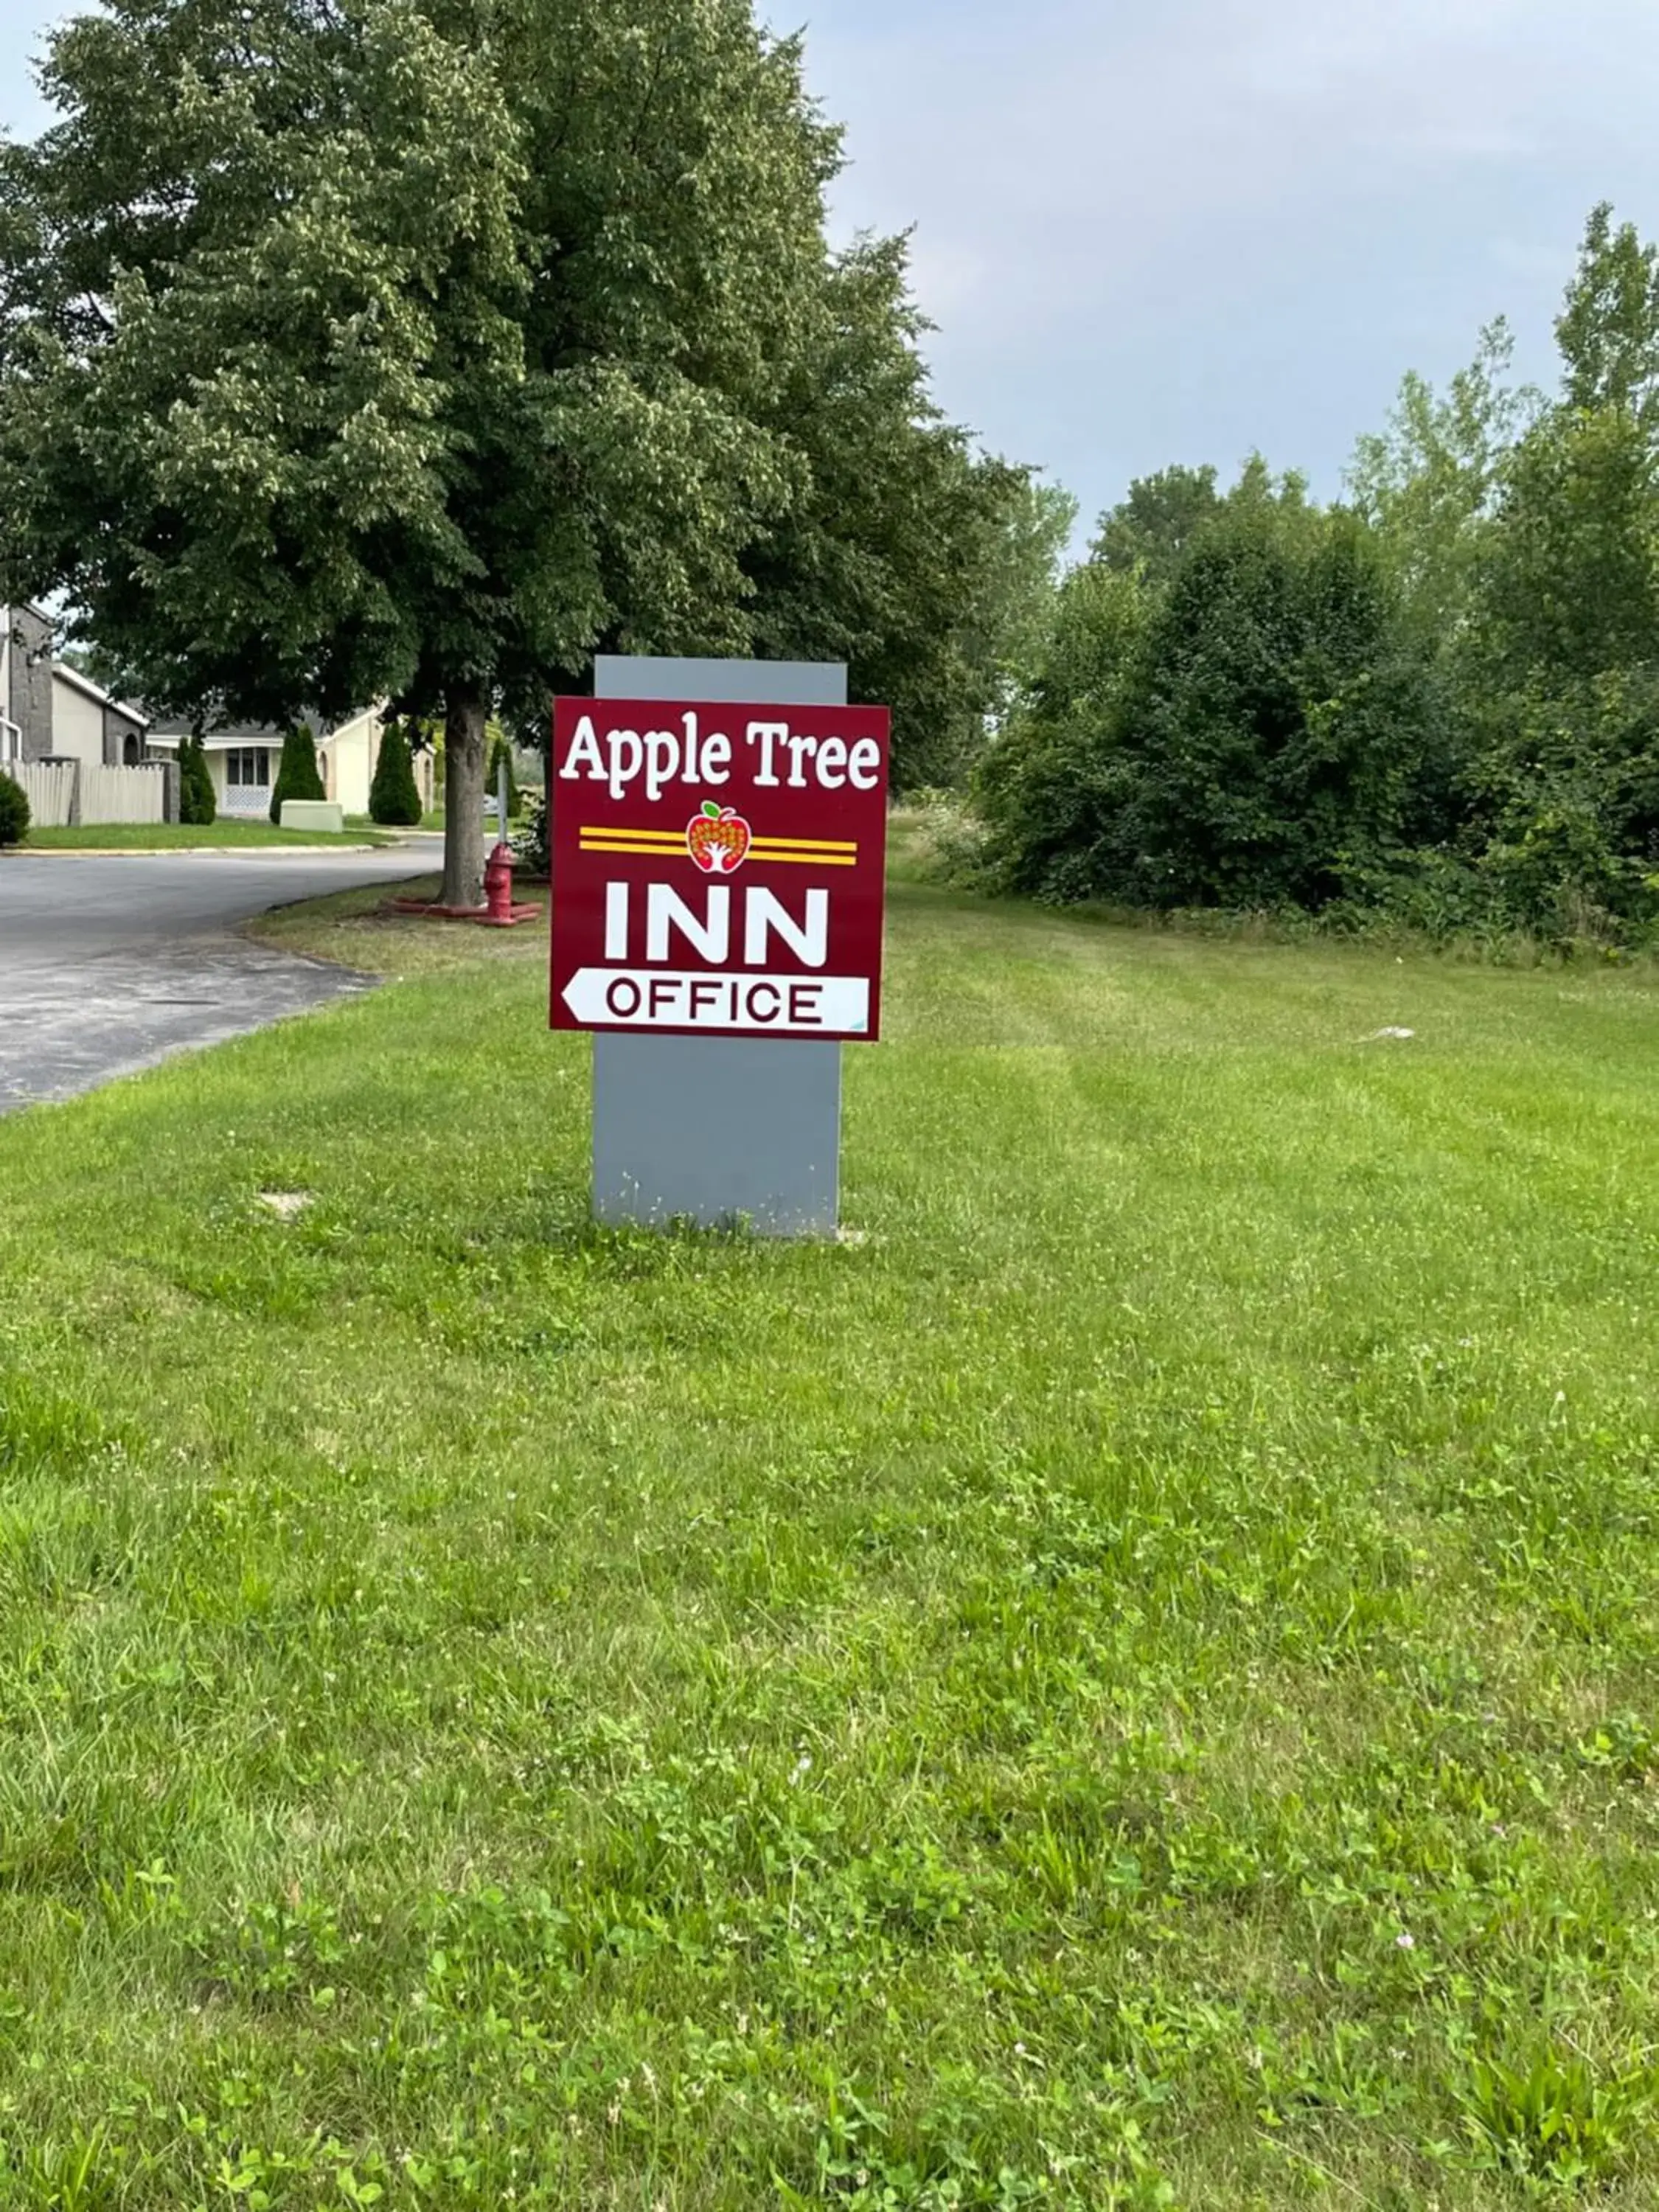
[
  {"x1": 268, "y1": 724, "x2": 325, "y2": 824},
  {"x1": 979, "y1": 484, "x2": 1453, "y2": 914},
  {"x1": 513, "y1": 790, "x2": 549, "y2": 877},
  {"x1": 369, "y1": 719, "x2": 423, "y2": 826},
  {"x1": 0, "y1": 770, "x2": 29, "y2": 846}
]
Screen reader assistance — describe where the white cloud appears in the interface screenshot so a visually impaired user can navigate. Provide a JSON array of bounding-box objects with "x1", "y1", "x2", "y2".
[
  {"x1": 807, "y1": 0, "x2": 1659, "y2": 512},
  {"x1": 819, "y1": 0, "x2": 1596, "y2": 318}
]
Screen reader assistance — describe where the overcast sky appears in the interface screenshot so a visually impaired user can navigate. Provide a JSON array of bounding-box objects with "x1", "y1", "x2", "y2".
[{"x1": 4, "y1": 0, "x2": 1658, "y2": 538}]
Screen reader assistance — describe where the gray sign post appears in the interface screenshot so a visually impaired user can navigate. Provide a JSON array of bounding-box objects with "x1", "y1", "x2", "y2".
[{"x1": 589, "y1": 655, "x2": 847, "y2": 1237}]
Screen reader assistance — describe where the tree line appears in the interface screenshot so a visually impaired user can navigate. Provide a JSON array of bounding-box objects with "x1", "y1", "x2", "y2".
[
  {"x1": 977, "y1": 206, "x2": 1659, "y2": 949},
  {"x1": 4, "y1": 0, "x2": 1653, "y2": 950}
]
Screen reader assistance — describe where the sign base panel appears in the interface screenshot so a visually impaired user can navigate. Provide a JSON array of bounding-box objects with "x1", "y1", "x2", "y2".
[{"x1": 592, "y1": 1032, "x2": 840, "y2": 1237}]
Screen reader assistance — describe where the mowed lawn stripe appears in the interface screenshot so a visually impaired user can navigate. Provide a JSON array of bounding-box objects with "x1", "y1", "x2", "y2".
[{"x1": 0, "y1": 875, "x2": 1655, "y2": 2208}]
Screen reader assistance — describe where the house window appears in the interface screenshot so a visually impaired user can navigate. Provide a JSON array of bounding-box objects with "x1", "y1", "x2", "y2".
[{"x1": 226, "y1": 747, "x2": 272, "y2": 788}]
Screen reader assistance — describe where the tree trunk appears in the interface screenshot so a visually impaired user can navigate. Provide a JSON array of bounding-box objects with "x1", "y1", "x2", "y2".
[{"x1": 441, "y1": 681, "x2": 489, "y2": 910}]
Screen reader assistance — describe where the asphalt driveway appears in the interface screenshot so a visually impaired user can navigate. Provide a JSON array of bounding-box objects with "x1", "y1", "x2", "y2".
[{"x1": 0, "y1": 841, "x2": 442, "y2": 1112}]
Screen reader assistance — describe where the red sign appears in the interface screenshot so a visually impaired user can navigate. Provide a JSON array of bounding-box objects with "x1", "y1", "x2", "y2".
[{"x1": 549, "y1": 695, "x2": 891, "y2": 1041}]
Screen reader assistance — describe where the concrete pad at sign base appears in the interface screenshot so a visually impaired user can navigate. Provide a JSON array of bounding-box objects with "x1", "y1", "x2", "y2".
[{"x1": 592, "y1": 1033, "x2": 840, "y2": 1237}]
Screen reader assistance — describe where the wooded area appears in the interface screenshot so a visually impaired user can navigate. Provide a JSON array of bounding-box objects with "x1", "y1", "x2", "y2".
[{"x1": 976, "y1": 207, "x2": 1659, "y2": 950}]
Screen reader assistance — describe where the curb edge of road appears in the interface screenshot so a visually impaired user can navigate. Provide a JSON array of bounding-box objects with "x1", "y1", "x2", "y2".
[{"x1": 0, "y1": 843, "x2": 409, "y2": 859}]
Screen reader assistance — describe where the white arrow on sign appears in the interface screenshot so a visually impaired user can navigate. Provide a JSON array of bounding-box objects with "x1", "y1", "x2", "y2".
[{"x1": 562, "y1": 966, "x2": 870, "y2": 1034}]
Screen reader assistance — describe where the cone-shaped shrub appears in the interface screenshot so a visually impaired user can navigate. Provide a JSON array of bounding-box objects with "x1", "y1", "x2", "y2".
[
  {"x1": 0, "y1": 771, "x2": 29, "y2": 847},
  {"x1": 369, "y1": 720, "x2": 424, "y2": 826},
  {"x1": 269, "y1": 723, "x2": 325, "y2": 824},
  {"x1": 180, "y1": 734, "x2": 217, "y2": 824},
  {"x1": 487, "y1": 732, "x2": 519, "y2": 823}
]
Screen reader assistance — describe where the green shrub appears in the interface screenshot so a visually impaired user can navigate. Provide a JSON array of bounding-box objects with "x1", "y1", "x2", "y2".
[
  {"x1": 0, "y1": 770, "x2": 29, "y2": 847},
  {"x1": 268, "y1": 723, "x2": 325, "y2": 824},
  {"x1": 979, "y1": 492, "x2": 1452, "y2": 914},
  {"x1": 369, "y1": 720, "x2": 423, "y2": 826},
  {"x1": 268, "y1": 726, "x2": 327, "y2": 832},
  {"x1": 513, "y1": 790, "x2": 549, "y2": 877},
  {"x1": 487, "y1": 732, "x2": 520, "y2": 823},
  {"x1": 179, "y1": 734, "x2": 216, "y2": 825}
]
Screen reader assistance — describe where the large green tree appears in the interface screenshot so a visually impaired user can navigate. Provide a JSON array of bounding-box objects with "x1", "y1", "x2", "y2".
[
  {"x1": 1347, "y1": 320, "x2": 1540, "y2": 644},
  {"x1": 1091, "y1": 463, "x2": 1222, "y2": 587},
  {"x1": 1, "y1": 0, "x2": 529, "y2": 901},
  {"x1": 1, "y1": 0, "x2": 1024, "y2": 904},
  {"x1": 1556, "y1": 201, "x2": 1659, "y2": 426},
  {"x1": 1452, "y1": 212, "x2": 1659, "y2": 928},
  {"x1": 736, "y1": 233, "x2": 1057, "y2": 788},
  {"x1": 1478, "y1": 406, "x2": 1659, "y2": 687},
  {"x1": 1332, "y1": 212, "x2": 1659, "y2": 938}
]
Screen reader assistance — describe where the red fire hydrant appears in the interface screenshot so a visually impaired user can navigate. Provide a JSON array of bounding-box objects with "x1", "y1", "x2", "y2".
[{"x1": 483, "y1": 838, "x2": 516, "y2": 923}]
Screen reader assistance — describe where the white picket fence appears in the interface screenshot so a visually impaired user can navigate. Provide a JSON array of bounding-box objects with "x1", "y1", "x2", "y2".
[
  {"x1": 9, "y1": 759, "x2": 77, "y2": 827},
  {"x1": 81, "y1": 762, "x2": 166, "y2": 824},
  {"x1": 5, "y1": 758, "x2": 168, "y2": 827}
]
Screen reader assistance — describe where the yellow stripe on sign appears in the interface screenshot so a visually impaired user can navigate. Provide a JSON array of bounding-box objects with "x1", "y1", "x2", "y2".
[
  {"x1": 577, "y1": 841, "x2": 681, "y2": 856},
  {"x1": 751, "y1": 851, "x2": 857, "y2": 867},
  {"x1": 579, "y1": 825, "x2": 684, "y2": 842},
  {"x1": 748, "y1": 835, "x2": 858, "y2": 853},
  {"x1": 577, "y1": 839, "x2": 858, "y2": 868}
]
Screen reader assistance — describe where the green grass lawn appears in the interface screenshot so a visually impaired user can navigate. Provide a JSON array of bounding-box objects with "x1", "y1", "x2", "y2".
[
  {"x1": 1, "y1": 875, "x2": 1656, "y2": 2208},
  {"x1": 17, "y1": 821, "x2": 399, "y2": 851}
]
